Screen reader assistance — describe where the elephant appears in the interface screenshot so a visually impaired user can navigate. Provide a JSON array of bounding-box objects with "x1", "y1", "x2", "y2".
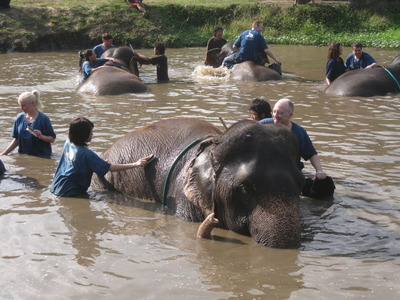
[
  {"x1": 92, "y1": 118, "x2": 305, "y2": 248},
  {"x1": 205, "y1": 42, "x2": 282, "y2": 81},
  {"x1": 76, "y1": 46, "x2": 148, "y2": 95},
  {"x1": 325, "y1": 56, "x2": 400, "y2": 97}
]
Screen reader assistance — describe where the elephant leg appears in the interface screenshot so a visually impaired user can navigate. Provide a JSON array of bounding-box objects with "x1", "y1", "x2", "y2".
[{"x1": 197, "y1": 213, "x2": 219, "y2": 239}]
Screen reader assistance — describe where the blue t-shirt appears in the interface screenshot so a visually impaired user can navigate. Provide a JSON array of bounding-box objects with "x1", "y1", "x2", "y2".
[
  {"x1": 50, "y1": 139, "x2": 111, "y2": 197},
  {"x1": 291, "y1": 121, "x2": 317, "y2": 169},
  {"x1": 326, "y1": 58, "x2": 346, "y2": 82},
  {"x1": 80, "y1": 59, "x2": 108, "y2": 83},
  {"x1": 93, "y1": 43, "x2": 116, "y2": 58},
  {"x1": 12, "y1": 112, "x2": 56, "y2": 156},
  {"x1": 259, "y1": 118, "x2": 273, "y2": 124},
  {"x1": 234, "y1": 29, "x2": 268, "y2": 62},
  {"x1": 345, "y1": 52, "x2": 376, "y2": 69}
]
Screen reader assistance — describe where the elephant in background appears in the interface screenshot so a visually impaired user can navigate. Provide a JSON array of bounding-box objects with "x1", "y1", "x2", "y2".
[
  {"x1": 77, "y1": 46, "x2": 148, "y2": 96},
  {"x1": 92, "y1": 118, "x2": 305, "y2": 248},
  {"x1": 205, "y1": 42, "x2": 282, "y2": 81},
  {"x1": 325, "y1": 56, "x2": 400, "y2": 97}
]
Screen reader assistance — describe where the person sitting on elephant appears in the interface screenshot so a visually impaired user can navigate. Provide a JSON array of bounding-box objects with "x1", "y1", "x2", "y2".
[
  {"x1": 325, "y1": 42, "x2": 346, "y2": 86},
  {"x1": 79, "y1": 49, "x2": 115, "y2": 84},
  {"x1": 205, "y1": 26, "x2": 227, "y2": 65},
  {"x1": 345, "y1": 42, "x2": 377, "y2": 70},
  {"x1": 249, "y1": 97, "x2": 273, "y2": 124},
  {"x1": 222, "y1": 21, "x2": 281, "y2": 69},
  {"x1": 0, "y1": 90, "x2": 56, "y2": 157},
  {"x1": 273, "y1": 98, "x2": 327, "y2": 181},
  {"x1": 50, "y1": 117, "x2": 154, "y2": 198},
  {"x1": 93, "y1": 33, "x2": 116, "y2": 58},
  {"x1": 131, "y1": 42, "x2": 169, "y2": 82}
]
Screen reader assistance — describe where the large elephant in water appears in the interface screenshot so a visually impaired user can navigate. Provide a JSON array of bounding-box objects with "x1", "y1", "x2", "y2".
[
  {"x1": 205, "y1": 42, "x2": 282, "y2": 81},
  {"x1": 92, "y1": 118, "x2": 305, "y2": 248},
  {"x1": 325, "y1": 56, "x2": 400, "y2": 97},
  {"x1": 77, "y1": 46, "x2": 148, "y2": 95}
]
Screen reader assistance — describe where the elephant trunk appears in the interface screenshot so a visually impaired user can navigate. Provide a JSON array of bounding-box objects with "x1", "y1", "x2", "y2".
[
  {"x1": 249, "y1": 197, "x2": 301, "y2": 248},
  {"x1": 197, "y1": 213, "x2": 219, "y2": 239}
]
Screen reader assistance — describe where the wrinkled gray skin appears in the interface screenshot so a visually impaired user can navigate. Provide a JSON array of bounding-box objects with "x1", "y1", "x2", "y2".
[
  {"x1": 92, "y1": 118, "x2": 305, "y2": 248},
  {"x1": 206, "y1": 42, "x2": 282, "y2": 81},
  {"x1": 325, "y1": 56, "x2": 400, "y2": 97},
  {"x1": 77, "y1": 46, "x2": 148, "y2": 95}
]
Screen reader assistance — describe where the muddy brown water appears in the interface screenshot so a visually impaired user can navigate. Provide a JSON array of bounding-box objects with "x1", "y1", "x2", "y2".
[{"x1": 0, "y1": 45, "x2": 399, "y2": 299}]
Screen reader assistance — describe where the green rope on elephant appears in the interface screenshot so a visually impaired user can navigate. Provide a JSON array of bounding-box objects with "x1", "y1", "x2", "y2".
[
  {"x1": 383, "y1": 67, "x2": 400, "y2": 91},
  {"x1": 161, "y1": 135, "x2": 209, "y2": 206}
]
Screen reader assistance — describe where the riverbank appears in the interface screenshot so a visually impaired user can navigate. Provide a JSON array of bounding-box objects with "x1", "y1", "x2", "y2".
[{"x1": 1, "y1": 1, "x2": 400, "y2": 52}]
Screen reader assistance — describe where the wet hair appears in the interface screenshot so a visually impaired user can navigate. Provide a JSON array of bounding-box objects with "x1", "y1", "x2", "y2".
[
  {"x1": 68, "y1": 117, "x2": 94, "y2": 147},
  {"x1": 18, "y1": 90, "x2": 43, "y2": 111},
  {"x1": 102, "y1": 33, "x2": 113, "y2": 41},
  {"x1": 213, "y1": 26, "x2": 223, "y2": 37},
  {"x1": 352, "y1": 42, "x2": 363, "y2": 49},
  {"x1": 154, "y1": 42, "x2": 166, "y2": 55},
  {"x1": 252, "y1": 21, "x2": 263, "y2": 30},
  {"x1": 327, "y1": 42, "x2": 342, "y2": 62},
  {"x1": 79, "y1": 49, "x2": 94, "y2": 72},
  {"x1": 249, "y1": 98, "x2": 272, "y2": 120}
]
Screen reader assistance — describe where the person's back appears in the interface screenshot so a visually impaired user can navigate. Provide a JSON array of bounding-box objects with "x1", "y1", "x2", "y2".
[{"x1": 235, "y1": 29, "x2": 266, "y2": 62}]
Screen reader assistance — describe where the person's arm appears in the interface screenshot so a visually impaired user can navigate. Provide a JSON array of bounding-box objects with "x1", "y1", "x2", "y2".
[
  {"x1": 310, "y1": 155, "x2": 327, "y2": 180},
  {"x1": 108, "y1": 154, "x2": 153, "y2": 172},
  {"x1": 0, "y1": 138, "x2": 19, "y2": 155},
  {"x1": 132, "y1": 52, "x2": 152, "y2": 64},
  {"x1": 264, "y1": 49, "x2": 281, "y2": 65},
  {"x1": 326, "y1": 77, "x2": 332, "y2": 85},
  {"x1": 365, "y1": 62, "x2": 377, "y2": 69}
]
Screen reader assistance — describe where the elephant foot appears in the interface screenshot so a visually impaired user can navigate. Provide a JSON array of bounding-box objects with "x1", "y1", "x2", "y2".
[{"x1": 197, "y1": 213, "x2": 219, "y2": 239}]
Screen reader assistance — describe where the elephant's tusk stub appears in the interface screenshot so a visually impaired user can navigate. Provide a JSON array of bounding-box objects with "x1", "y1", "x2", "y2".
[{"x1": 197, "y1": 213, "x2": 219, "y2": 239}]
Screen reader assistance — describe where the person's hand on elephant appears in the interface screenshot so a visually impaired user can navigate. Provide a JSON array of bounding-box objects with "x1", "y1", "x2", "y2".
[
  {"x1": 315, "y1": 171, "x2": 327, "y2": 180},
  {"x1": 108, "y1": 154, "x2": 154, "y2": 172}
]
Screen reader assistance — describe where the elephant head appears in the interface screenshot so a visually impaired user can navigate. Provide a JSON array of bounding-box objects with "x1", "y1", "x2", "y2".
[{"x1": 184, "y1": 121, "x2": 305, "y2": 248}]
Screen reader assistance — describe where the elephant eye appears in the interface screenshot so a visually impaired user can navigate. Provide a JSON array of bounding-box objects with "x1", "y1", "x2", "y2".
[{"x1": 239, "y1": 183, "x2": 254, "y2": 195}]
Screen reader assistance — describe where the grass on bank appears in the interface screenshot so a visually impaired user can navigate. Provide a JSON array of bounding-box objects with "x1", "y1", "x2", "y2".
[{"x1": 2, "y1": 0, "x2": 400, "y2": 51}]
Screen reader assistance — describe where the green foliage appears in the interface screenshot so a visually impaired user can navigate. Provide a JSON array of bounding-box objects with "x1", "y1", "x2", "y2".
[{"x1": 1, "y1": 1, "x2": 400, "y2": 52}]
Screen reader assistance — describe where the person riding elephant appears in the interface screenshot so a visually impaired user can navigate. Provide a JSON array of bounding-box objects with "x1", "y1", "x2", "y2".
[
  {"x1": 206, "y1": 42, "x2": 282, "y2": 81},
  {"x1": 222, "y1": 21, "x2": 281, "y2": 69},
  {"x1": 76, "y1": 46, "x2": 148, "y2": 96},
  {"x1": 92, "y1": 118, "x2": 305, "y2": 248},
  {"x1": 325, "y1": 56, "x2": 400, "y2": 97}
]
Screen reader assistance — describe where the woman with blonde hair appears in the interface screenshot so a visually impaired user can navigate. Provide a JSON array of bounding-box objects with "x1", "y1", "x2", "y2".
[{"x1": 0, "y1": 90, "x2": 56, "y2": 156}]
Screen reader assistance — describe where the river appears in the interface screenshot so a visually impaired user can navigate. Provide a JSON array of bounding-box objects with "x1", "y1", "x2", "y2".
[{"x1": 0, "y1": 45, "x2": 399, "y2": 299}]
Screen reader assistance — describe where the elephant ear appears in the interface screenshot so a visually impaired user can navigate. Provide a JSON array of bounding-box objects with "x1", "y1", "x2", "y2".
[
  {"x1": 183, "y1": 138, "x2": 220, "y2": 217},
  {"x1": 206, "y1": 48, "x2": 222, "y2": 68}
]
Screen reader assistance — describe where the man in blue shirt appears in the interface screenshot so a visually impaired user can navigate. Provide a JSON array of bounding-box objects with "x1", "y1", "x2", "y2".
[
  {"x1": 272, "y1": 98, "x2": 327, "y2": 180},
  {"x1": 222, "y1": 21, "x2": 281, "y2": 69},
  {"x1": 93, "y1": 33, "x2": 116, "y2": 58},
  {"x1": 345, "y1": 42, "x2": 377, "y2": 70}
]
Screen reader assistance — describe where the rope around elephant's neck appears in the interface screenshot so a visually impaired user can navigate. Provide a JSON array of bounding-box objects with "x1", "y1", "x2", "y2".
[
  {"x1": 383, "y1": 67, "x2": 400, "y2": 91},
  {"x1": 161, "y1": 135, "x2": 209, "y2": 206}
]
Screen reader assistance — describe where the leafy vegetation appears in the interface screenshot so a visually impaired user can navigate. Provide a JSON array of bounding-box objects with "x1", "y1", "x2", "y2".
[{"x1": 1, "y1": 0, "x2": 399, "y2": 52}]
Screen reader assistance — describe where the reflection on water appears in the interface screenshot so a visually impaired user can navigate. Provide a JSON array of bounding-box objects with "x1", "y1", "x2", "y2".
[{"x1": 0, "y1": 46, "x2": 399, "y2": 299}]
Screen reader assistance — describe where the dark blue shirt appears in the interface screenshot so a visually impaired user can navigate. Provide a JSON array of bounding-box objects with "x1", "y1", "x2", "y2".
[
  {"x1": 326, "y1": 58, "x2": 346, "y2": 82},
  {"x1": 12, "y1": 112, "x2": 56, "y2": 156},
  {"x1": 345, "y1": 52, "x2": 376, "y2": 69},
  {"x1": 234, "y1": 29, "x2": 268, "y2": 62}
]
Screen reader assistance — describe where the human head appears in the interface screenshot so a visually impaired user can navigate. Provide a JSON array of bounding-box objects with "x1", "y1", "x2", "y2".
[
  {"x1": 18, "y1": 90, "x2": 43, "y2": 111},
  {"x1": 327, "y1": 42, "x2": 342, "y2": 61},
  {"x1": 273, "y1": 98, "x2": 294, "y2": 127},
  {"x1": 351, "y1": 42, "x2": 363, "y2": 59},
  {"x1": 68, "y1": 117, "x2": 94, "y2": 147},
  {"x1": 249, "y1": 98, "x2": 272, "y2": 121},
  {"x1": 101, "y1": 33, "x2": 114, "y2": 47},
  {"x1": 252, "y1": 21, "x2": 264, "y2": 32},
  {"x1": 213, "y1": 26, "x2": 224, "y2": 38},
  {"x1": 83, "y1": 49, "x2": 95, "y2": 62},
  {"x1": 154, "y1": 42, "x2": 165, "y2": 55}
]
